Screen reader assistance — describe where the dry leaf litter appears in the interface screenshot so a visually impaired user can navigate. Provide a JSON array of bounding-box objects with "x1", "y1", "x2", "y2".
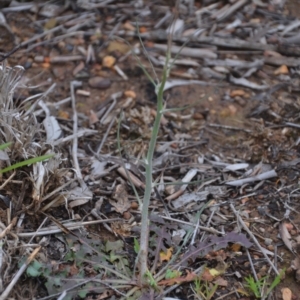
[{"x1": 0, "y1": 0, "x2": 299, "y2": 299}]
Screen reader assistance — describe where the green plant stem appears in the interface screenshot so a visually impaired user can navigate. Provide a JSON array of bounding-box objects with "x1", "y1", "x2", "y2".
[{"x1": 139, "y1": 55, "x2": 169, "y2": 284}]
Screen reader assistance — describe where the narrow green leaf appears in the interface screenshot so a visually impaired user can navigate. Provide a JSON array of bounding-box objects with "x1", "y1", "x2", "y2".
[
  {"x1": 0, "y1": 153, "x2": 54, "y2": 174},
  {"x1": 266, "y1": 269, "x2": 284, "y2": 296},
  {"x1": 0, "y1": 142, "x2": 12, "y2": 151},
  {"x1": 245, "y1": 276, "x2": 261, "y2": 298},
  {"x1": 134, "y1": 238, "x2": 140, "y2": 254}
]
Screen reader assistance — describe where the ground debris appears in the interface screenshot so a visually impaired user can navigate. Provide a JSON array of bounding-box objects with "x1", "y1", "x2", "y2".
[{"x1": 0, "y1": 0, "x2": 300, "y2": 299}]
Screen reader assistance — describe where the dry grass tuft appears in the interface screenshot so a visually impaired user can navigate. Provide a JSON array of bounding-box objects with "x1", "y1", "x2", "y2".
[{"x1": 0, "y1": 62, "x2": 71, "y2": 298}]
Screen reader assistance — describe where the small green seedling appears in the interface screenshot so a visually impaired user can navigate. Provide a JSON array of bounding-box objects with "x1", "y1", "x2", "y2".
[
  {"x1": 245, "y1": 276, "x2": 264, "y2": 298},
  {"x1": 245, "y1": 269, "x2": 284, "y2": 299},
  {"x1": 194, "y1": 278, "x2": 218, "y2": 300}
]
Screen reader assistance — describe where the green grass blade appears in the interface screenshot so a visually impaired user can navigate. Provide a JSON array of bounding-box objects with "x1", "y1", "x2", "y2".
[
  {"x1": 245, "y1": 276, "x2": 261, "y2": 298},
  {"x1": 266, "y1": 269, "x2": 284, "y2": 296},
  {"x1": 0, "y1": 142, "x2": 12, "y2": 151},
  {"x1": 0, "y1": 153, "x2": 55, "y2": 174}
]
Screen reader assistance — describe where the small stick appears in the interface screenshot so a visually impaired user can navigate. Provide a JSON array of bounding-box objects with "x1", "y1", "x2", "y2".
[
  {"x1": 0, "y1": 171, "x2": 15, "y2": 190},
  {"x1": 165, "y1": 168, "x2": 198, "y2": 201},
  {"x1": 34, "y1": 55, "x2": 83, "y2": 63},
  {"x1": 0, "y1": 239, "x2": 3, "y2": 292},
  {"x1": 96, "y1": 117, "x2": 115, "y2": 155},
  {"x1": 0, "y1": 45, "x2": 21, "y2": 62},
  {"x1": 214, "y1": 291, "x2": 239, "y2": 300},
  {"x1": 28, "y1": 217, "x2": 48, "y2": 244},
  {"x1": 100, "y1": 99, "x2": 117, "y2": 124},
  {"x1": 41, "y1": 178, "x2": 77, "y2": 202},
  {"x1": 161, "y1": 215, "x2": 223, "y2": 234},
  {"x1": 0, "y1": 221, "x2": 15, "y2": 239},
  {"x1": 199, "y1": 208, "x2": 216, "y2": 243},
  {"x1": 25, "y1": 31, "x2": 84, "y2": 52},
  {"x1": 230, "y1": 203, "x2": 279, "y2": 275},
  {"x1": 117, "y1": 167, "x2": 145, "y2": 189},
  {"x1": 246, "y1": 248, "x2": 260, "y2": 284},
  {"x1": 207, "y1": 123, "x2": 252, "y2": 133},
  {"x1": 91, "y1": 208, "x2": 114, "y2": 234},
  {"x1": 70, "y1": 81, "x2": 85, "y2": 182},
  {"x1": 53, "y1": 129, "x2": 98, "y2": 146},
  {"x1": 22, "y1": 24, "x2": 63, "y2": 46},
  {"x1": 114, "y1": 65, "x2": 128, "y2": 80},
  {"x1": 215, "y1": 0, "x2": 248, "y2": 21},
  {"x1": 17, "y1": 218, "x2": 121, "y2": 237},
  {"x1": 0, "y1": 246, "x2": 41, "y2": 300},
  {"x1": 153, "y1": 43, "x2": 217, "y2": 59}
]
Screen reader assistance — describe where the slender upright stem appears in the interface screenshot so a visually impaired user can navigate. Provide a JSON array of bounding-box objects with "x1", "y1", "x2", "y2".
[{"x1": 139, "y1": 56, "x2": 169, "y2": 283}]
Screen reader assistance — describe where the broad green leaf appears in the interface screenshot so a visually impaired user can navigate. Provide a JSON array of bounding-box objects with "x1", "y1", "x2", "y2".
[
  {"x1": 64, "y1": 250, "x2": 75, "y2": 262},
  {"x1": 105, "y1": 240, "x2": 124, "y2": 253},
  {"x1": 27, "y1": 265, "x2": 41, "y2": 277},
  {"x1": 26, "y1": 260, "x2": 42, "y2": 277},
  {"x1": 110, "y1": 253, "x2": 120, "y2": 263},
  {"x1": 79, "y1": 290, "x2": 88, "y2": 298},
  {"x1": 54, "y1": 277, "x2": 62, "y2": 287},
  {"x1": 165, "y1": 269, "x2": 181, "y2": 279}
]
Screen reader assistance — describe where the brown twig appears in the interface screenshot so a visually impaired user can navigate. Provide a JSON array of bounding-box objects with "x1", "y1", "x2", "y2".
[{"x1": 0, "y1": 246, "x2": 41, "y2": 300}]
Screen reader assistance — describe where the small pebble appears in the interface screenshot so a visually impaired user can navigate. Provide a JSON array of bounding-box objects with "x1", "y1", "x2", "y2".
[
  {"x1": 234, "y1": 96, "x2": 246, "y2": 107},
  {"x1": 223, "y1": 94, "x2": 231, "y2": 101},
  {"x1": 193, "y1": 112, "x2": 204, "y2": 120},
  {"x1": 102, "y1": 55, "x2": 116, "y2": 68},
  {"x1": 230, "y1": 89, "x2": 245, "y2": 97},
  {"x1": 264, "y1": 238, "x2": 273, "y2": 246},
  {"x1": 200, "y1": 214, "x2": 208, "y2": 222},
  {"x1": 259, "y1": 227, "x2": 265, "y2": 233},
  {"x1": 123, "y1": 211, "x2": 131, "y2": 220},
  {"x1": 58, "y1": 41, "x2": 65, "y2": 48},
  {"x1": 88, "y1": 77, "x2": 111, "y2": 89},
  {"x1": 66, "y1": 44, "x2": 74, "y2": 52},
  {"x1": 52, "y1": 66, "x2": 66, "y2": 79},
  {"x1": 124, "y1": 90, "x2": 136, "y2": 99},
  {"x1": 244, "y1": 262, "x2": 250, "y2": 267},
  {"x1": 24, "y1": 61, "x2": 32, "y2": 69},
  {"x1": 131, "y1": 201, "x2": 138, "y2": 209}
]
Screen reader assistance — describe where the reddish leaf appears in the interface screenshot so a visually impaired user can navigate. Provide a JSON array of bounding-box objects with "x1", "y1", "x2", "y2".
[
  {"x1": 182, "y1": 232, "x2": 252, "y2": 265},
  {"x1": 158, "y1": 270, "x2": 197, "y2": 286}
]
